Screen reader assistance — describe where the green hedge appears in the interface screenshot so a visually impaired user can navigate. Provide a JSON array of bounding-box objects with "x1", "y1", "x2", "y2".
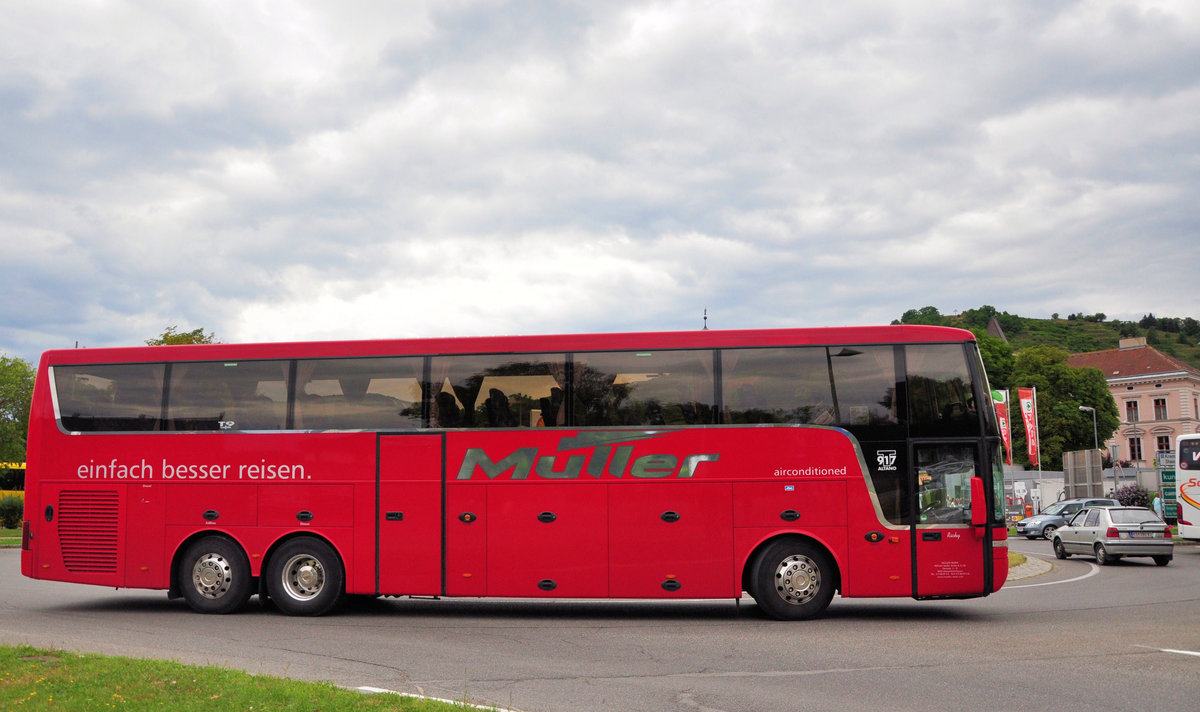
[{"x1": 0, "y1": 494, "x2": 22, "y2": 529}]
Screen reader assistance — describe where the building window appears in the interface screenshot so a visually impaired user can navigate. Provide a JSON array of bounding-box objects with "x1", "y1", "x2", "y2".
[
  {"x1": 1128, "y1": 437, "x2": 1143, "y2": 462},
  {"x1": 1157, "y1": 436, "x2": 1172, "y2": 453},
  {"x1": 1126, "y1": 401, "x2": 1139, "y2": 422},
  {"x1": 1154, "y1": 398, "x2": 1168, "y2": 420}
]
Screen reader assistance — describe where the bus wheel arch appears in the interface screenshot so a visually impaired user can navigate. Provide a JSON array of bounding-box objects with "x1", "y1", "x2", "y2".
[
  {"x1": 746, "y1": 535, "x2": 840, "y2": 621},
  {"x1": 263, "y1": 534, "x2": 345, "y2": 616},
  {"x1": 173, "y1": 533, "x2": 254, "y2": 615}
]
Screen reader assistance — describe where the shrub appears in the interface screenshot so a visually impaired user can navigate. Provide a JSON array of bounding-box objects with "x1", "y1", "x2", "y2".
[
  {"x1": 1113, "y1": 484, "x2": 1150, "y2": 508},
  {"x1": 0, "y1": 494, "x2": 23, "y2": 529}
]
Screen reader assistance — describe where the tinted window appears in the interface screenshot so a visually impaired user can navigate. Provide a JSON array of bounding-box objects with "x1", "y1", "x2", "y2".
[
  {"x1": 297, "y1": 358, "x2": 423, "y2": 430},
  {"x1": 721, "y1": 347, "x2": 834, "y2": 424},
  {"x1": 168, "y1": 361, "x2": 290, "y2": 431},
  {"x1": 829, "y1": 345, "x2": 899, "y2": 430},
  {"x1": 430, "y1": 353, "x2": 567, "y2": 428},
  {"x1": 907, "y1": 344, "x2": 979, "y2": 437},
  {"x1": 55, "y1": 363, "x2": 165, "y2": 431},
  {"x1": 573, "y1": 350, "x2": 715, "y2": 426}
]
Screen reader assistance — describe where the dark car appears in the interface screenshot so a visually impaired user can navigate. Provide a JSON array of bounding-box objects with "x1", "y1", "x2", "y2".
[
  {"x1": 1014, "y1": 497, "x2": 1120, "y2": 539},
  {"x1": 1051, "y1": 506, "x2": 1173, "y2": 565}
]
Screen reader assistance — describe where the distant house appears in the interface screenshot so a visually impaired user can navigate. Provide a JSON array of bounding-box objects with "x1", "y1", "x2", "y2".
[{"x1": 1068, "y1": 337, "x2": 1200, "y2": 467}]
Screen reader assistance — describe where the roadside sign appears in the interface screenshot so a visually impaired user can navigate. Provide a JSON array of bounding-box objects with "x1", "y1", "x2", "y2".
[{"x1": 1161, "y1": 470, "x2": 1177, "y2": 519}]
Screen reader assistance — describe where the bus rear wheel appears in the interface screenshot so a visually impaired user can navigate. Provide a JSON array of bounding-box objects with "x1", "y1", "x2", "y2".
[
  {"x1": 266, "y1": 537, "x2": 344, "y2": 616},
  {"x1": 178, "y1": 536, "x2": 252, "y2": 614},
  {"x1": 750, "y1": 539, "x2": 836, "y2": 621}
]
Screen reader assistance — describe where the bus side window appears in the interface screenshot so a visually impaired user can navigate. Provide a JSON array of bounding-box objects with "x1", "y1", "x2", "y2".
[
  {"x1": 54, "y1": 364, "x2": 165, "y2": 432},
  {"x1": 573, "y1": 350, "x2": 716, "y2": 427},
  {"x1": 169, "y1": 361, "x2": 289, "y2": 431},
  {"x1": 296, "y1": 358, "x2": 423, "y2": 430},
  {"x1": 720, "y1": 347, "x2": 833, "y2": 425},
  {"x1": 429, "y1": 353, "x2": 567, "y2": 429}
]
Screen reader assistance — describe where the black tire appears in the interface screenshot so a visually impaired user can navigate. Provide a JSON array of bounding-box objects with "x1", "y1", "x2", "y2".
[
  {"x1": 1053, "y1": 538, "x2": 1069, "y2": 559},
  {"x1": 265, "y1": 537, "x2": 344, "y2": 616},
  {"x1": 1041, "y1": 525, "x2": 1057, "y2": 540},
  {"x1": 1095, "y1": 544, "x2": 1113, "y2": 566},
  {"x1": 750, "y1": 539, "x2": 836, "y2": 621},
  {"x1": 177, "y1": 536, "x2": 252, "y2": 614},
  {"x1": 1153, "y1": 555, "x2": 1172, "y2": 567}
]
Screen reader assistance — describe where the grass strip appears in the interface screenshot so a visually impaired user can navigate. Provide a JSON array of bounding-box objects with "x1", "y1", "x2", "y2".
[{"x1": 0, "y1": 645, "x2": 487, "y2": 711}]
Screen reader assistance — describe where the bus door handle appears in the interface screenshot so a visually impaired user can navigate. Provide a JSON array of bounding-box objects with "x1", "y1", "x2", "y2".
[
  {"x1": 202, "y1": 509, "x2": 219, "y2": 521},
  {"x1": 537, "y1": 512, "x2": 557, "y2": 523},
  {"x1": 385, "y1": 511, "x2": 404, "y2": 521},
  {"x1": 661, "y1": 511, "x2": 681, "y2": 523},
  {"x1": 922, "y1": 531, "x2": 942, "y2": 542},
  {"x1": 296, "y1": 510, "x2": 314, "y2": 523},
  {"x1": 780, "y1": 509, "x2": 801, "y2": 522}
]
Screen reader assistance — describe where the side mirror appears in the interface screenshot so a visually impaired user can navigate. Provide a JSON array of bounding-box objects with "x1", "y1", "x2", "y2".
[{"x1": 970, "y1": 476, "x2": 987, "y2": 527}]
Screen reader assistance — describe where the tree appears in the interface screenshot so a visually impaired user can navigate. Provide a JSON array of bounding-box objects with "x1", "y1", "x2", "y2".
[
  {"x1": 0, "y1": 355, "x2": 35, "y2": 464},
  {"x1": 1009, "y1": 346, "x2": 1119, "y2": 471},
  {"x1": 146, "y1": 326, "x2": 218, "y2": 346},
  {"x1": 971, "y1": 329, "x2": 1014, "y2": 391},
  {"x1": 896, "y1": 306, "x2": 948, "y2": 326}
]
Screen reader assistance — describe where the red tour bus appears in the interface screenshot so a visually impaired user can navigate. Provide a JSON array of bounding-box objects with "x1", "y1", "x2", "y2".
[{"x1": 21, "y1": 326, "x2": 1008, "y2": 620}]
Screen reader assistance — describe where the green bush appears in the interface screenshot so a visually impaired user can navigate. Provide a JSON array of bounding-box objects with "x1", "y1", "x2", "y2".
[{"x1": 0, "y1": 494, "x2": 22, "y2": 529}]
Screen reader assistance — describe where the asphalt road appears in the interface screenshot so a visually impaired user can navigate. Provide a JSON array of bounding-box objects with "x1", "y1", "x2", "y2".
[{"x1": 2, "y1": 543, "x2": 1199, "y2": 712}]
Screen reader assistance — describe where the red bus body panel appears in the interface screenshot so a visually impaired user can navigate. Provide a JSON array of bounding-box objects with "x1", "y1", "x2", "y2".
[{"x1": 21, "y1": 326, "x2": 1004, "y2": 608}]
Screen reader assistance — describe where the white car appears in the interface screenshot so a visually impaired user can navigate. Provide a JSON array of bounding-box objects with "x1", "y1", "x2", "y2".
[{"x1": 1052, "y1": 506, "x2": 1173, "y2": 566}]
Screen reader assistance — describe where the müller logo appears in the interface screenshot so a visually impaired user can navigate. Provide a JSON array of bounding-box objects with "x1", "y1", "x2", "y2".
[
  {"x1": 456, "y1": 431, "x2": 720, "y2": 481},
  {"x1": 876, "y1": 450, "x2": 898, "y2": 471}
]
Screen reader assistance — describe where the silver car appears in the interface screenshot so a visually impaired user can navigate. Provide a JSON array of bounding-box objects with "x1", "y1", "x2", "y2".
[
  {"x1": 1051, "y1": 506, "x2": 1173, "y2": 566},
  {"x1": 1015, "y1": 497, "x2": 1119, "y2": 539}
]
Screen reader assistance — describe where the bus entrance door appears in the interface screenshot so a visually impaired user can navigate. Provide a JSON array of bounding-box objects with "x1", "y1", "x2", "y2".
[
  {"x1": 912, "y1": 443, "x2": 988, "y2": 598},
  {"x1": 377, "y1": 434, "x2": 444, "y2": 596}
]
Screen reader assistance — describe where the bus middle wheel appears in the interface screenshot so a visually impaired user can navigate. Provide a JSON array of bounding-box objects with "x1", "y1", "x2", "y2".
[
  {"x1": 178, "y1": 535, "x2": 252, "y2": 614},
  {"x1": 266, "y1": 537, "x2": 344, "y2": 616}
]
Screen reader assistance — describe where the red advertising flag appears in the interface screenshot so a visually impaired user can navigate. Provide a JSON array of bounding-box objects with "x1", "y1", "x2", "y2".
[
  {"x1": 1018, "y1": 387, "x2": 1039, "y2": 467},
  {"x1": 993, "y1": 390, "x2": 1012, "y2": 466}
]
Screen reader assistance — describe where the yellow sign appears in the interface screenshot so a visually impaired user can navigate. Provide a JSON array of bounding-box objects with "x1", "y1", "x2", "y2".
[{"x1": 0, "y1": 462, "x2": 25, "y2": 469}]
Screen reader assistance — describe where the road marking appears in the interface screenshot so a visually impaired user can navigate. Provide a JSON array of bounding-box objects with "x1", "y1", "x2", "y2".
[
  {"x1": 1136, "y1": 646, "x2": 1200, "y2": 658},
  {"x1": 355, "y1": 686, "x2": 519, "y2": 711},
  {"x1": 1004, "y1": 555, "x2": 1100, "y2": 588}
]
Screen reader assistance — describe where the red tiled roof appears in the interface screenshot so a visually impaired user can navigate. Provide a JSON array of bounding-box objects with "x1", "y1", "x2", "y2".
[{"x1": 1068, "y1": 345, "x2": 1200, "y2": 380}]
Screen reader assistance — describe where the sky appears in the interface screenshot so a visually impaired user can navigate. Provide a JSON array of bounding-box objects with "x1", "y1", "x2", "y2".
[{"x1": 2, "y1": 0, "x2": 1198, "y2": 363}]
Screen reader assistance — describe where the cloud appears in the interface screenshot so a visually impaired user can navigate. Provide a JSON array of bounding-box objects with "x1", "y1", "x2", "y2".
[{"x1": 2, "y1": 1, "x2": 1198, "y2": 361}]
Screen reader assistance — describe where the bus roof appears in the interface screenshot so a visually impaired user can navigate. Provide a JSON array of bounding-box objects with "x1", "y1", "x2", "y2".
[{"x1": 39, "y1": 325, "x2": 976, "y2": 366}]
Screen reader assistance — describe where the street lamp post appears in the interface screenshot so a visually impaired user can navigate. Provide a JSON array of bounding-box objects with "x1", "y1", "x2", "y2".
[{"x1": 1079, "y1": 406, "x2": 1098, "y2": 450}]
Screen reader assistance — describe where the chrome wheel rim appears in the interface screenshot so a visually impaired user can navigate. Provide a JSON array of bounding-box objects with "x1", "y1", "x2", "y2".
[
  {"x1": 191, "y1": 553, "x2": 233, "y2": 600},
  {"x1": 280, "y1": 554, "x2": 325, "y2": 601},
  {"x1": 774, "y1": 554, "x2": 821, "y2": 606}
]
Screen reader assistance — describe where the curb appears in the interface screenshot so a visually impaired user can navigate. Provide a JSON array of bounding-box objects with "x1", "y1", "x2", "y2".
[{"x1": 1008, "y1": 555, "x2": 1053, "y2": 580}]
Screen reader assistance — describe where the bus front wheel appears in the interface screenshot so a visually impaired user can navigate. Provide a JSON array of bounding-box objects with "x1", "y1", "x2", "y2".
[
  {"x1": 750, "y1": 539, "x2": 836, "y2": 621},
  {"x1": 178, "y1": 536, "x2": 252, "y2": 614},
  {"x1": 266, "y1": 537, "x2": 344, "y2": 616}
]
